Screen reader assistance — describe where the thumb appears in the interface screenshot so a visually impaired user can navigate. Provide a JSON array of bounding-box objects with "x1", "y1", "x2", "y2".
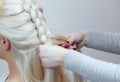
[
  {"x1": 39, "y1": 45, "x2": 47, "y2": 52},
  {"x1": 53, "y1": 35, "x2": 68, "y2": 41},
  {"x1": 68, "y1": 36, "x2": 75, "y2": 45},
  {"x1": 39, "y1": 45, "x2": 44, "y2": 50},
  {"x1": 79, "y1": 40, "x2": 87, "y2": 48}
]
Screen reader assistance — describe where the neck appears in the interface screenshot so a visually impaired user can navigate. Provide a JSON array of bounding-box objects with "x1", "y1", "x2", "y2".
[{"x1": 3, "y1": 52, "x2": 22, "y2": 82}]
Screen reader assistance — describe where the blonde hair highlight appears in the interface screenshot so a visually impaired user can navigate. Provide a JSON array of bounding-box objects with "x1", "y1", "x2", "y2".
[{"x1": 0, "y1": 0, "x2": 85, "y2": 82}]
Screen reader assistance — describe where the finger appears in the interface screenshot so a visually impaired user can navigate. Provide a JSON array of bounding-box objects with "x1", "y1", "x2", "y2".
[
  {"x1": 39, "y1": 51, "x2": 49, "y2": 58},
  {"x1": 41, "y1": 58, "x2": 48, "y2": 67},
  {"x1": 67, "y1": 37, "x2": 74, "y2": 45},
  {"x1": 73, "y1": 43, "x2": 79, "y2": 50},
  {"x1": 53, "y1": 35, "x2": 69, "y2": 45},
  {"x1": 39, "y1": 53, "x2": 46, "y2": 58},
  {"x1": 64, "y1": 34, "x2": 73, "y2": 43},
  {"x1": 63, "y1": 44, "x2": 70, "y2": 48},
  {"x1": 61, "y1": 33, "x2": 75, "y2": 45},
  {"x1": 39, "y1": 45, "x2": 47, "y2": 58},
  {"x1": 39, "y1": 45, "x2": 44, "y2": 54},
  {"x1": 41, "y1": 58, "x2": 55, "y2": 68},
  {"x1": 68, "y1": 44, "x2": 77, "y2": 50},
  {"x1": 39, "y1": 45, "x2": 44, "y2": 51},
  {"x1": 53, "y1": 35, "x2": 68, "y2": 41},
  {"x1": 59, "y1": 42, "x2": 70, "y2": 48},
  {"x1": 79, "y1": 40, "x2": 86, "y2": 48},
  {"x1": 58, "y1": 40, "x2": 70, "y2": 48}
]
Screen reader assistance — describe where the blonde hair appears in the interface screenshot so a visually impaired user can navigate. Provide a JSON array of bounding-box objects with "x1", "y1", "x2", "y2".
[{"x1": 0, "y1": 0, "x2": 85, "y2": 82}]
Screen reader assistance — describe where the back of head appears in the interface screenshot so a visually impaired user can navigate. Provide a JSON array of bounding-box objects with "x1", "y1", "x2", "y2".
[
  {"x1": 0, "y1": 0, "x2": 85, "y2": 82},
  {"x1": 0, "y1": 0, "x2": 68, "y2": 82}
]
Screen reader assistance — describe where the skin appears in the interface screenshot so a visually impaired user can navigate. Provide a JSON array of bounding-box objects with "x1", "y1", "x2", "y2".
[
  {"x1": 40, "y1": 45, "x2": 68, "y2": 68},
  {"x1": 39, "y1": 31, "x2": 89, "y2": 68},
  {"x1": 0, "y1": 1, "x2": 3, "y2": 16},
  {"x1": 0, "y1": 36, "x2": 22, "y2": 82}
]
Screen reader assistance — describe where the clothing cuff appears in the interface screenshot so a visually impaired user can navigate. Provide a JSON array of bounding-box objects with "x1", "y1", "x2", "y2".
[{"x1": 64, "y1": 50, "x2": 83, "y2": 71}]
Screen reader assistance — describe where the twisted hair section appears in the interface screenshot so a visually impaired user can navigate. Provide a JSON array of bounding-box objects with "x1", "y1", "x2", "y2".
[{"x1": 0, "y1": 0, "x2": 85, "y2": 82}]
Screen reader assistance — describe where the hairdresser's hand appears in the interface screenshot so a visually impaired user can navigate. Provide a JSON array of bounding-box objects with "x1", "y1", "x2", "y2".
[
  {"x1": 64, "y1": 31, "x2": 89, "y2": 48},
  {"x1": 39, "y1": 45, "x2": 68, "y2": 68}
]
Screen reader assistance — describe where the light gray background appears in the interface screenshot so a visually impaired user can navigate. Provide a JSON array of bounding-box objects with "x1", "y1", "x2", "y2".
[
  {"x1": 0, "y1": 0, "x2": 119, "y2": 82},
  {"x1": 39, "y1": 0, "x2": 120, "y2": 81}
]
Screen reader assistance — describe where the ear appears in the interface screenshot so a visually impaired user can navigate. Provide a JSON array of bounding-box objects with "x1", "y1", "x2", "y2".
[{"x1": 1, "y1": 37, "x2": 11, "y2": 50}]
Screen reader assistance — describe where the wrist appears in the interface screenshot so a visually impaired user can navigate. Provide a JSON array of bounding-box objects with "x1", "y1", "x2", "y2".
[
  {"x1": 79, "y1": 31, "x2": 89, "y2": 47},
  {"x1": 60, "y1": 49, "x2": 69, "y2": 66},
  {"x1": 83, "y1": 31, "x2": 89, "y2": 46}
]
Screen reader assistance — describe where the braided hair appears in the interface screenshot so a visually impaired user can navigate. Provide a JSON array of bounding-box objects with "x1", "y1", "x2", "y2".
[{"x1": 0, "y1": 0, "x2": 85, "y2": 82}]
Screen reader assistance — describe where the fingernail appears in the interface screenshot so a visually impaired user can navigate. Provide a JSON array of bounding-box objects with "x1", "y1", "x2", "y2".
[
  {"x1": 73, "y1": 48, "x2": 77, "y2": 50},
  {"x1": 64, "y1": 45, "x2": 69, "y2": 48},
  {"x1": 66, "y1": 41, "x2": 70, "y2": 44},
  {"x1": 58, "y1": 44, "x2": 62, "y2": 46},
  {"x1": 71, "y1": 42, "x2": 75, "y2": 45}
]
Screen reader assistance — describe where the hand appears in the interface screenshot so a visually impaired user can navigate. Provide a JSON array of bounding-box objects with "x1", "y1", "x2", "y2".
[
  {"x1": 39, "y1": 45, "x2": 69, "y2": 68},
  {"x1": 64, "y1": 31, "x2": 89, "y2": 48},
  {"x1": 52, "y1": 35, "x2": 79, "y2": 50}
]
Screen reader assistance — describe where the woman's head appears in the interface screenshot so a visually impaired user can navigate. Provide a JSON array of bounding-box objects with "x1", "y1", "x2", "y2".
[
  {"x1": 0, "y1": 0, "x2": 50, "y2": 81},
  {"x1": 0, "y1": 0, "x2": 47, "y2": 55},
  {"x1": 0, "y1": 0, "x2": 84, "y2": 82}
]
